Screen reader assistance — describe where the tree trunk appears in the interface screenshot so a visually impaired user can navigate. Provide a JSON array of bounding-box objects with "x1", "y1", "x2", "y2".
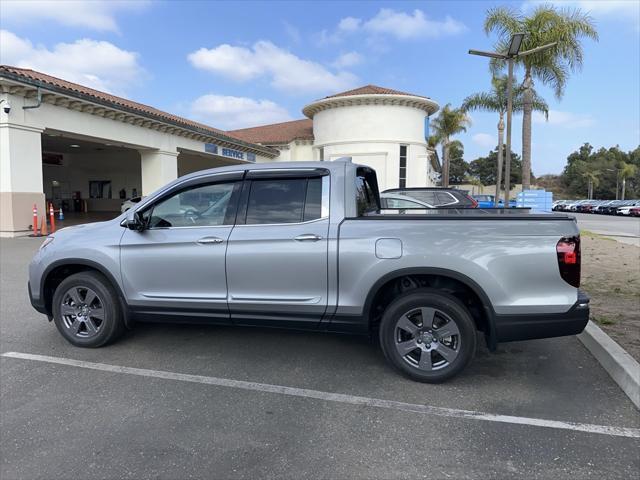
[
  {"x1": 621, "y1": 177, "x2": 626, "y2": 201},
  {"x1": 522, "y1": 70, "x2": 533, "y2": 190},
  {"x1": 442, "y1": 139, "x2": 450, "y2": 187},
  {"x1": 495, "y1": 114, "x2": 505, "y2": 207}
]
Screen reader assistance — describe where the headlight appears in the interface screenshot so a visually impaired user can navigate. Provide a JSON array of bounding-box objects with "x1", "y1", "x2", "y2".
[{"x1": 40, "y1": 236, "x2": 54, "y2": 250}]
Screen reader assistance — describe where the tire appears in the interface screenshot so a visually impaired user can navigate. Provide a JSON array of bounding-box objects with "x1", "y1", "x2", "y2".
[
  {"x1": 52, "y1": 271, "x2": 125, "y2": 347},
  {"x1": 378, "y1": 288, "x2": 477, "y2": 383}
]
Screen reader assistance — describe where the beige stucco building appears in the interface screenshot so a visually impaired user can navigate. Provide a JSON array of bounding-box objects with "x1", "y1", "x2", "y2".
[
  {"x1": 230, "y1": 85, "x2": 440, "y2": 191},
  {"x1": 1, "y1": 66, "x2": 439, "y2": 236}
]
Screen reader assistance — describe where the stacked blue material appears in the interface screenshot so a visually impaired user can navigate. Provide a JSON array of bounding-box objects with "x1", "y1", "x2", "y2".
[{"x1": 516, "y1": 190, "x2": 553, "y2": 212}]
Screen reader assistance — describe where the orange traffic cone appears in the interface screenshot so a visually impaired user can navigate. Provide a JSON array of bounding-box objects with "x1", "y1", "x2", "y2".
[{"x1": 40, "y1": 215, "x2": 48, "y2": 236}]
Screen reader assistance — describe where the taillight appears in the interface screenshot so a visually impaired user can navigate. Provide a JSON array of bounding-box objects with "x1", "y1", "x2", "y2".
[
  {"x1": 556, "y1": 236, "x2": 581, "y2": 287},
  {"x1": 468, "y1": 195, "x2": 478, "y2": 208}
]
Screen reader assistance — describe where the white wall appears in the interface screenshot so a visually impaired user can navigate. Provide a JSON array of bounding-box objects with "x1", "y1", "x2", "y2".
[{"x1": 311, "y1": 102, "x2": 435, "y2": 190}]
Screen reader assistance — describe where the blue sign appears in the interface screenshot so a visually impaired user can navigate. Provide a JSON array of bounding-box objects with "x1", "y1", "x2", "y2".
[
  {"x1": 222, "y1": 147, "x2": 244, "y2": 159},
  {"x1": 204, "y1": 143, "x2": 218, "y2": 154},
  {"x1": 204, "y1": 143, "x2": 256, "y2": 162}
]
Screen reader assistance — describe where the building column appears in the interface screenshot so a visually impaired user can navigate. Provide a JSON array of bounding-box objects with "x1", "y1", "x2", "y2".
[
  {"x1": 0, "y1": 123, "x2": 45, "y2": 236},
  {"x1": 139, "y1": 149, "x2": 179, "y2": 195}
]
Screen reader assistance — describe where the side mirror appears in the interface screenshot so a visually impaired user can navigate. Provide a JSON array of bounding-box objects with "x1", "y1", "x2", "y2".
[{"x1": 124, "y1": 211, "x2": 145, "y2": 231}]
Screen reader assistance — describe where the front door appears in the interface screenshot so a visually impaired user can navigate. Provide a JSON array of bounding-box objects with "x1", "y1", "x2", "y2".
[
  {"x1": 226, "y1": 171, "x2": 330, "y2": 328},
  {"x1": 120, "y1": 176, "x2": 241, "y2": 321}
]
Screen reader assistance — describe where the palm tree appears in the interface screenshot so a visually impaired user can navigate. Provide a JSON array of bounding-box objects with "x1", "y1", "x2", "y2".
[
  {"x1": 619, "y1": 162, "x2": 637, "y2": 200},
  {"x1": 430, "y1": 104, "x2": 470, "y2": 187},
  {"x1": 484, "y1": 5, "x2": 598, "y2": 190},
  {"x1": 462, "y1": 75, "x2": 548, "y2": 205}
]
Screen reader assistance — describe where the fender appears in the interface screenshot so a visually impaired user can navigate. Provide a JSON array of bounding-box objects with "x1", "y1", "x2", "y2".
[
  {"x1": 362, "y1": 267, "x2": 498, "y2": 351},
  {"x1": 41, "y1": 258, "x2": 133, "y2": 329}
]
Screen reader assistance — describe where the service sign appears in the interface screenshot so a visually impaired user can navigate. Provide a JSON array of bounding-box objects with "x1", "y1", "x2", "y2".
[{"x1": 204, "y1": 143, "x2": 256, "y2": 162}]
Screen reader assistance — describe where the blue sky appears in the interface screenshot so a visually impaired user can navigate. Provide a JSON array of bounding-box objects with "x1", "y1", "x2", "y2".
[{"x1": 1, "y1": 0, "x2": 638, "y2": 174}]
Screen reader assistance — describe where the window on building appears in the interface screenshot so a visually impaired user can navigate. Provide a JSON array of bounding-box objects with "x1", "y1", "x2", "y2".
[
  {"x1": 319, "y1": 147, "x2": 324, "y2": 161},
  {"x1": 245, "y1": 177, "x2": 324, "y2": 225},
  {"x1": 89, "y1": 181, "x2": 112, "y2": 199},
  {"x1": 399, "y1": 145, "x2": 407, "y2": 188}
]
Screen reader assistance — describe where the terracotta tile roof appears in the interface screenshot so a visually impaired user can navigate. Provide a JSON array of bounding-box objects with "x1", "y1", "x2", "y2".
[
  {"x1": 228, "y1": 118, "x2": 314, "y2": 145},
  {"x1": 323, "y1": 84, "x2": 428, "y2": 99},
  {"x1": 0, "y1": 65, "x2": 274, "y2": 153}
]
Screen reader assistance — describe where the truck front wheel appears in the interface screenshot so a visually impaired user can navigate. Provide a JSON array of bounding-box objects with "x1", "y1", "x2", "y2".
[
  {"x1": 379, "y1": 288, "x2": 477, "y2": 383},
  {"x1": 52, "y1": 271, "x2": 124, "y2": 348}
]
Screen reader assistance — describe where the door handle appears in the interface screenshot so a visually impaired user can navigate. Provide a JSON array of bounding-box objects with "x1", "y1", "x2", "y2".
[
  {"x1": 294, "y1": 234, "x2": 322, "y2": 242},
  {"x1": 196, "y1": 236, "x2": 224, "y2": 245}
]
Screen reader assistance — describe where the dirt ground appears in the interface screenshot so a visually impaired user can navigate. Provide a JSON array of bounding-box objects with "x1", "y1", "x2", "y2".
[{"x1": 580, "y1": 232, "x2": 640, "y2": 361}]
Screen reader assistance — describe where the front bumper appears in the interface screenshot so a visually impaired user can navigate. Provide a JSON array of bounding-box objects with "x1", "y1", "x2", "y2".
[
  {"x1": 494, "y1": 290, "x2": 590, "y2": 343},
  {"x1": 28, "y1": 281, "x2": 48, "y2": 315}
]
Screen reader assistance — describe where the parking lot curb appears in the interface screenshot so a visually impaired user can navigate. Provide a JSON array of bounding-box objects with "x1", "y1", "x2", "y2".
[{"x1": 578, "y1": 321, "x2": 640, "y2": 410}]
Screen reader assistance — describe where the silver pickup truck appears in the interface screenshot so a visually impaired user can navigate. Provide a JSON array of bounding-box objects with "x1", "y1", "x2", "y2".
[{"x1": 28, "y1": 159, "x2": 589, "y2": 382}]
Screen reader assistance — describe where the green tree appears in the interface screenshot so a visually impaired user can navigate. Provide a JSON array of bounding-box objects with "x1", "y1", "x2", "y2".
[
  {"x1": 485, "y1": 5, "x2": 598, "y2": 190},
  {"x1": 462, "y1": 75, "x2": 548, "y2": 203},
  {"x1": 448, "y1": 140, "x2": 469, "y2": 184},
  {"x1": 430, "y1": 104, "x2": 470, "y2": 187},
  {"x1": 619, "y1": 162, "x2": 638, "y2": 200},
  {"x1": 469, "y1": 146, "x2": 525, "y2": 188},
  {"x1": 560, "y1": 143, "x2": 640, "y2": 199}
]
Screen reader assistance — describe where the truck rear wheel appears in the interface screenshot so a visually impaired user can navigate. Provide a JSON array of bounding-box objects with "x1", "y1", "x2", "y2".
[
  {"x1": 52, "y1": 271, "x2": 124, "y2": 348},
  {"x1": 379, "y1": 288, "x2": 476, "y2": 383}
]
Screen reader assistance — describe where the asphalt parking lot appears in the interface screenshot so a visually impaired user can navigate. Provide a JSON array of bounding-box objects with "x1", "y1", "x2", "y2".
[
  {"x1": 1, "y1": 237, "x2": 639, "y2": 479},
  {"x1": 570, "y1": 212, "x2": 640, "y2": 246}
]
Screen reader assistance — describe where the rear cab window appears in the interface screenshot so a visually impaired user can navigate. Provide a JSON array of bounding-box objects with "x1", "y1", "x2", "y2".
[{"x1": 355, "y1": 167, "x2": 381, "y2": 216}]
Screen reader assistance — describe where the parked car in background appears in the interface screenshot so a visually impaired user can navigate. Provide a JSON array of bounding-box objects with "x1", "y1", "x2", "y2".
[
  {"x1": 120, "y1": 196, "x2": 144, "y2": 213},
  {"x1": 383, "y1": 187, "x2": 478, "y2": 208},
  {"x1": 601, "y1": 200, "x2": 626, "y2": 215},
  {"x1": 615, "y1": 201, "x2": 640, "y2": 215},
  {"x1": 593, "y1": 200, "x2": 616, "y2": 214},
  {"x1": 472, "y1": 195, "x2": 495, "y2": 208},
  {"x1": 629, "y1": 207, "x2": 640, "y2": 217},
  {"x1": 380, "y1": 193, "x2": 434, "y2": 209}
]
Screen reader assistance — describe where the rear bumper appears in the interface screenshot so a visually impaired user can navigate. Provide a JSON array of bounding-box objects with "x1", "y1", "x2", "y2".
[
  {"x1": 494, "y1": 290, "x2": 590, "y2": 343},
  {"x1": 28, "y1": 281, "x2": 48, "y2": 315}
]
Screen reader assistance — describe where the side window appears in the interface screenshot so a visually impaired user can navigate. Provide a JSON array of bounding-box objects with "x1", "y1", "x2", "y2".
[
  {"x1": 245, "y1": 177, "x2": 326, "y2": 225},
  {"x1": 355, "y1": 168, "x2": 380, "y2": 216},
  {"x1": 386, "y1": 197, "x2": 423, "y2": 208},
  {"x1": 436, "y1": 192, "x2": 457, "y2": 205},
  {"x1": 407, "y1": 191, "x2": 436, "y2": 204},
  {"x1": 146, "y1": 182, "x2": 237, "y2": 228}
]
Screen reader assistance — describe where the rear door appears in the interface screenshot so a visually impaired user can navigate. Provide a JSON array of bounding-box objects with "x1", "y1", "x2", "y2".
[{"x1": 226, "y1": 169, "x2": 330, "y2": 328}]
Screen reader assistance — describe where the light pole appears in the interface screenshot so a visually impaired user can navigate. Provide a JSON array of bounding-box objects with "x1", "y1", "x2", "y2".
[{"x1": 469, "y1": 35, "x2": 556, "y2": 207}]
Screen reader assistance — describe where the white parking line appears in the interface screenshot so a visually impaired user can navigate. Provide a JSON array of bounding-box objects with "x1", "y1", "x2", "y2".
[{"x1": 3, "y1": 351, "x2": 640, "y2": 439}]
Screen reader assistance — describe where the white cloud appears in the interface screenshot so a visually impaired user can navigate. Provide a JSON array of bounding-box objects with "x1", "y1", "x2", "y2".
[
  {"x1": 0, "y1": 0, "x2": 149, "y2": 32},
  {"x1": 533, "y1": 110, "x2": 596, "y2": 128},
  {"x1": 190, "y1": 94, "x2": 291, "y2": 130},
  {"x1": 332, "y1": 51, "x2": 364, "y2": 69},
  {"x1": 472, "y1": 133, "x2": 497, "y2": 149},
  {"x1": 318, "y1": 8, "x2": 466, "y2": 45},
  {"x1": 363, "y1": 9, "x2": 467, "y2": 39},
  {"x1": 0, "y1": 30, "x2": 146, "y2": 95},
  {"x1": 338, "y1": 17, "x2": 362, "y2": 32},
  {"x1": 188, "y1": 41, "x2": 359, "y2": 95}
]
